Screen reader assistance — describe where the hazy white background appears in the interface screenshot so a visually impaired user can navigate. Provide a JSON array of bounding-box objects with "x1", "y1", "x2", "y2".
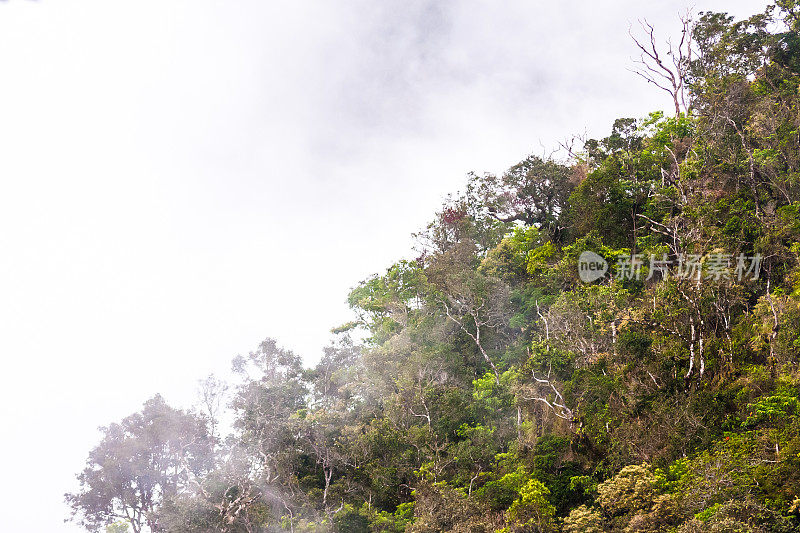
[{"x1": 0, "y1": 1, "x2": 766, "y2": 531}]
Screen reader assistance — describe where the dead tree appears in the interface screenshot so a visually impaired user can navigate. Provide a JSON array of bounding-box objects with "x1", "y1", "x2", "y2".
[
  {"x1": 444, "y1": 301, "x2": 502, "y2": 384},
  {"x1": 629, "y1": 14, "x2": 693, "y2": 116},
  {"x1": 520, "y1": 365, "x2": 574, "y2": 423}
]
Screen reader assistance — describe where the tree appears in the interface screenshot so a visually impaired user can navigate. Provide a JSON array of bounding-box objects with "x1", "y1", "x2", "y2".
[
  {"x1": 231, "y1": 338, "x2": 307, "y2": 487},
  {"x1": 427, "y1": 240, "x2": 512, "y2": 384},
  {"x1": 469, "y1": 156, "x2": 576, "y2": 241},
  {"x1": 629, "y1": 15, "x2": 694, "y2": 117},
  {"x1": 596, "y1": 464, "x2": 657, "y2": 517},
  {"x1": 562, "y1": 505, "x2": 603, "y2": 533},
  {"x1": 504, "y1": 478, "x2": 556, "y2": 533},
  {"x1": 292, "y1": 340, "x2": 366, "y2": 510},
  {"x1": 158, "y1": 446, "x2": 275, "y2": 533},
  {"x1": 197, "y1": 374, "x2": 228, "y2": 446},
  {"x1": 66, "y1": 396, "x2": 213, "y2": 533},
  {"x1": 408, "y1": 480, "x2": 499, "y2": 533}
]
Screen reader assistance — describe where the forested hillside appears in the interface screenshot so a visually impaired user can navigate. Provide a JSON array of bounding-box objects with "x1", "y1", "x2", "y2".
[{"x1": 68, "y1": 3, "x2": 800, "y2": 532}]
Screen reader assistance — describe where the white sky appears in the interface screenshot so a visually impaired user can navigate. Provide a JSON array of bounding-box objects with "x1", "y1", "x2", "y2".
[{"x1": 0, "y1": 1, "x2": 767, "y2": 531}]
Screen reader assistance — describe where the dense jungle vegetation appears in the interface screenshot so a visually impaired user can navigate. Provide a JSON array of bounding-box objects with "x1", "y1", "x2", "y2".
[{"x1": 68, "y1": 3, "x2": 800, "y2": 531}]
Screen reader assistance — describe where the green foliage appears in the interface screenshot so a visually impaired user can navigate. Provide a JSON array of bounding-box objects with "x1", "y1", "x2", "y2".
[
  {"x1": 694, "y1": 503, "x2": 722, "y2": 522},
  {"x1": 562, "y1": 505, "x2": 603, "y2": 533},
  {"x1": 505, "y1": 478, "x2": 556, "y2": 532},
  {"x1": 348, "y1": 260, "x2": 428, "y2": 342},
  {"x1": 568, "y1": 475, "x2": 598, "y2": 497},
  {"x1": 678, "y1": 498, "x2": 795, "y2": 533},
  {"x1": 104, "y1": 522, "x2": 130, "y2": 533},
  {"x1": 596, "y1": 463, "x2": 658, "y2": 517},
  {"x1": 332, "y1": 504, "x2": 369, "y2": 533},
  {"x1": 476, "y1": 467, "x2": 532, "y2": 512},
  {"x1": 743, "y1": 383, "x2": 799, "y2": 428}
]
